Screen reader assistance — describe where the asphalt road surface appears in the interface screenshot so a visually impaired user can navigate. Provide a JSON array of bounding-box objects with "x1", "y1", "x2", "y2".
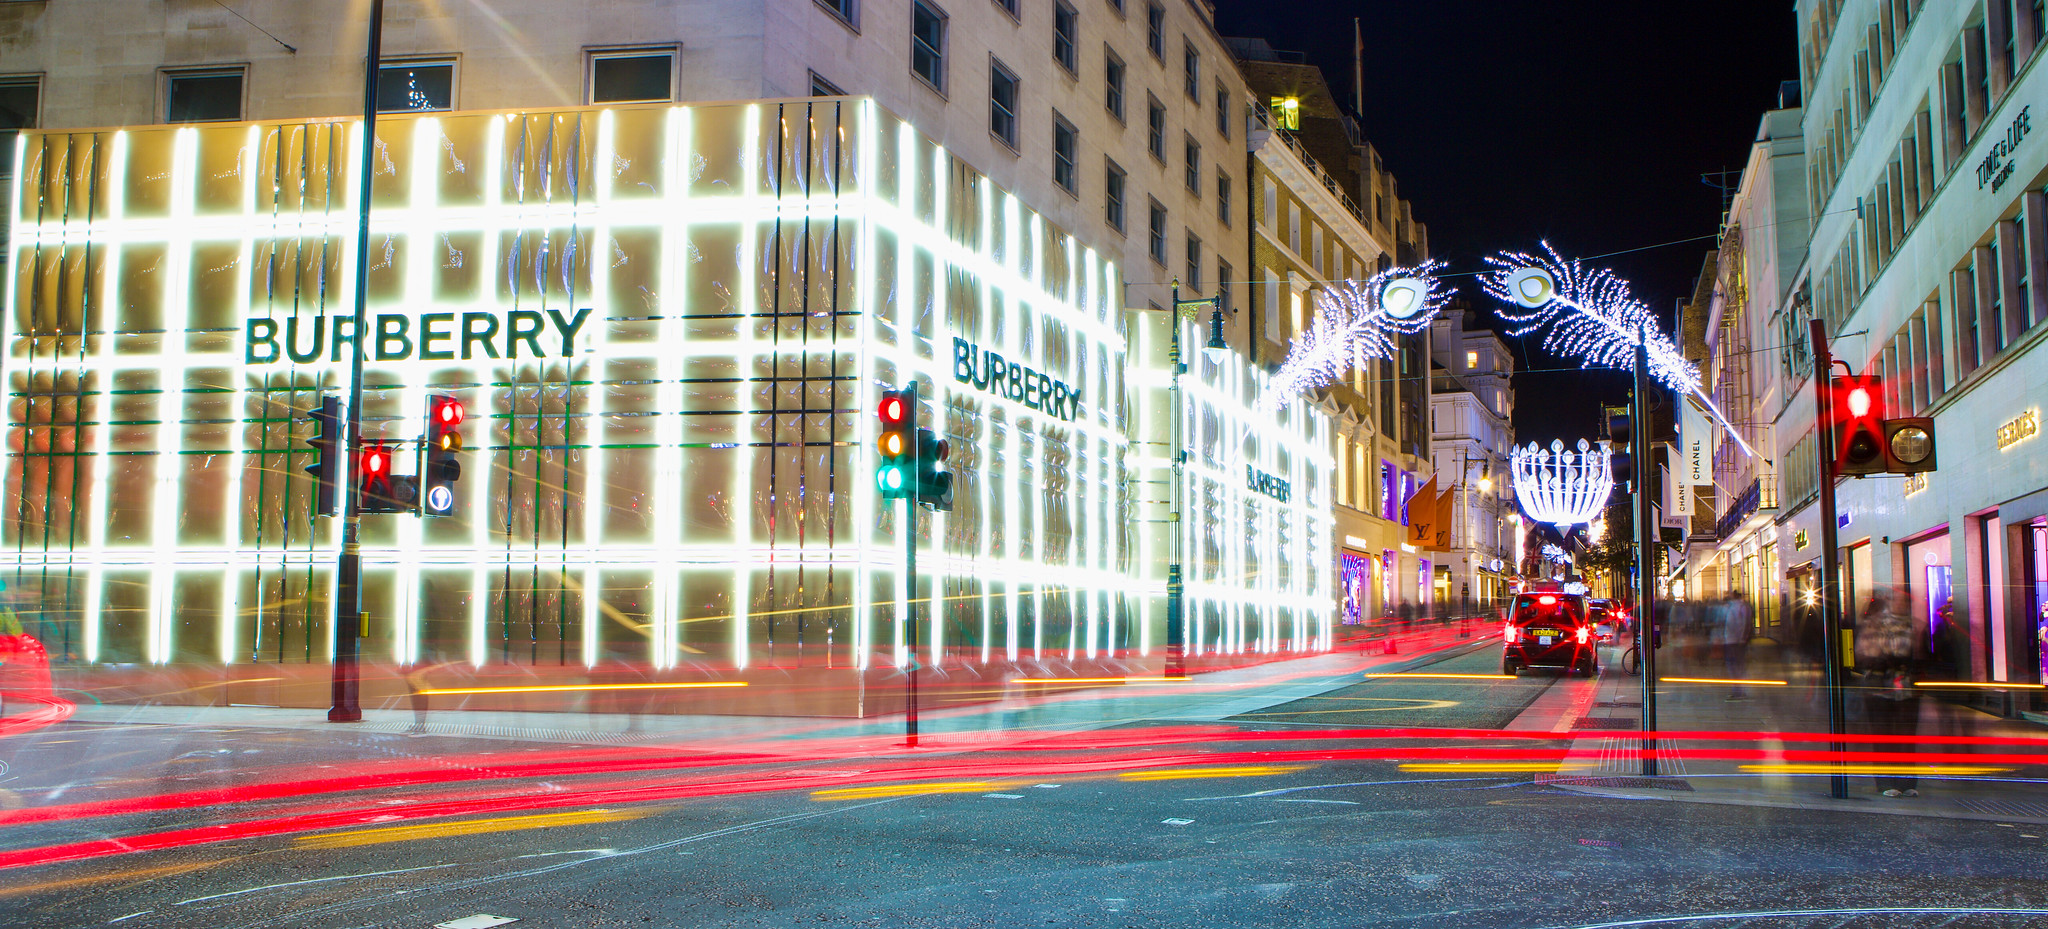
[
  {"x1": 1227, "y1": 645, "x2": 1558, "y2": 730},
  {"x1": 5, "y1": 752, "x2": 2046, "y2": 929},
  {"x1": 5, "y1": 644, "x2": 2048, "y2": 928}
]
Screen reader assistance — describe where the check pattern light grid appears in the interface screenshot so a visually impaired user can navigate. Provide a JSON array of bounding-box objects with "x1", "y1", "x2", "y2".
[{"x1": 1, "y1": 99, "x2": 1128, "y2": 676}]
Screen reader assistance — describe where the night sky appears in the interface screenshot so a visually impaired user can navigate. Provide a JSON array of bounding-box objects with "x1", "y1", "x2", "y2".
[{"x1": 1213, "y1": 1, "x2": 1802, "y2": 445}]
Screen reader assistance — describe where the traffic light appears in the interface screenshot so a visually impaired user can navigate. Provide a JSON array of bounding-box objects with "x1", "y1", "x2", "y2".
[
  {"x1": 1606, "y1": 411, "x2": 1633, "y2": 489},
  {"x1": 359, "y1": 441, "x2": 417, "y2": 513},
  {"x1": 305, "y1": 396, "x2": 342, "y2": 517},
  {"x1": 876, "y1": 386, "x2": 915, "y2": 498},
  {"x1": 1883, "y1": 416, "x2": 1937, "y2": 474},
  {"x1": 913, "y1": 427, "x2": 953, "y2": 511},
  {"x1": 421, "y1": 395, "x2": 465, "y2": 517},
  {"x1": 1830, "y1": 374, "x2": 1886, "y2": 476}
]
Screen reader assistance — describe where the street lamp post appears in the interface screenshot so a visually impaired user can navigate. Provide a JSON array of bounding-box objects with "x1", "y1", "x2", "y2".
[
  {"x1": 1164, "y1": 281, "x2": 1223, "y2": 677},
  {"x1": 329, "y1": 0, "x2": 385, "y2": 723}
]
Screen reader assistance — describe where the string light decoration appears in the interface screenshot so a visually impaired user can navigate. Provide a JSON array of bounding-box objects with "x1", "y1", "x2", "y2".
[
  {"x1": 1482, "y1": 243, "x2": 1699, "y2": 392},
  {"x1": 1481, "y1": 243, "x2": 1759, "y2": 458},
  {"x1": 1511, "y1": 439, "x2": 1614, "y2": 533},
  {"x1": 1256, "y1": 262, "x2": 1448, "y2": 415}
]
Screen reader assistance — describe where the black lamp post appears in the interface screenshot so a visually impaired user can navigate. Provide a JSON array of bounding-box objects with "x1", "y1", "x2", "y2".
[{"x1": 329, "y1": 0, "x2": 384, "y2": 723}]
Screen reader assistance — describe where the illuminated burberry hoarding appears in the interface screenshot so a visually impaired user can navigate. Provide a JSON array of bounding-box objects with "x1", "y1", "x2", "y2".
[{"x1": 4, "y1": 98, "x2": 1330, "y2": 707}]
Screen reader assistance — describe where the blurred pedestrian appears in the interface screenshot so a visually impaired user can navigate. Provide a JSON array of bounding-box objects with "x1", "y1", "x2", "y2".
[
  {"x1": 1853, "y1": 589, "x2": 1923, "y2": 798},
  {"x1": 1722, "y1": 591, "x2": 1755, "y2": 699}
]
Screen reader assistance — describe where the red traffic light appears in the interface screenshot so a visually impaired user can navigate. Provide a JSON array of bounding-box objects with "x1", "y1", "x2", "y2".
[
  {"x1": 361, "y1": 444, "x2": 391, "y2": 483},
  {"x1": 1829, "y1": 374, "x2": 1886, "y2": 476},
  {"x1": 1844, "y1": 385, "x2": 1871, "y2": 418},
  {"x1": 879, "y1": 394, "x2": 907, "y2": 425},
  {"x1": 433, "y1": 397, "x2": 465, "y2": 427}
]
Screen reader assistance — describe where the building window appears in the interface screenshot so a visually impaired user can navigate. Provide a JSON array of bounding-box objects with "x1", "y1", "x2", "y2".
[
  {"x1": 1052, "y1": 113, "x2": 1078, "y2": 194},
  {"x1": 816, "y1": 0, "x2": 857, "y2": 26},
  {"x1": 1215, "y1": 83, "x2": 1231, "y2": 138},
  {"x1": 0, "y1": 77, "x2": 35, "y2": 271},
  {"x1": 1466, "y1": 350, "x2": 1479, "y2": 369},
  {"x1": 377, "y1": 60, "x2": 455, "y2": 112},
  {"x1": 1147, "y1": 96, "x2": 1165, "y2": 161},
  {"x1": 1185, "y1": 232, "x2": 1201, "y2": 290},
  {"x1": 1261, "y1": 178, "x2": 1277, "y2": 229},
  {"x1": 1184, "y1": 136, "x2": 1199, "y2": 193},
  {"x1": 1182, "y1": 40, "x2": 1199, "y2": 99},
  {"x1": 989, "y1": 60, "x2": 1020, "y2": 148},
  {"x1": 912, "y1": 1, "x2": 947, "y2": 92},
  {"x1": 1218, "y1": 260, "x2": 1233, "y2": 312},
  {"x1": 1149, "y1": 200, "x2": 1167, "y2": 266},
  {"x1": 1146, "y1": 3, "x2": 1164, "y2": 59},
  {"x1": 1105, "y1": 160, "x2": 1127, "y2": 232},
  {"x1": 165, "y1": 68, "x2": 243, "y2": 123},
  {"x1": 1104, "y1": 50, "x2": 1125, "y2": 121},
  {"x1": 0, "y1": 77, "x2": 36, "y2": 166},
  {"x1": 992, "y1": 0, "x2": 1018, "y2": 17},
  {"x1": 590, "y1": 51, "x2": 674, "y2": 104},
  {"x1": 1054, "y1": 1, "x2": 1078, "y2": 73},
  {"x1": 1216, "y1": 171, "x2": 1231, "y2": 226},
  {"x1": 810, "y1": 71, "x2": 848, "y2": 96}
]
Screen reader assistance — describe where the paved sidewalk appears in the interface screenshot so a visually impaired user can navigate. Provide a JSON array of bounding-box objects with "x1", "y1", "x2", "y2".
[{"x1": 1539, "y1": 638, "x2": 2048, "y2": 824}]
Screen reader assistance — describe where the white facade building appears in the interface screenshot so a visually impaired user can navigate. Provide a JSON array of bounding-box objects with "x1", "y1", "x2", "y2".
[
  {"x1": 1786, "y1": 0, "x2": 2048, "y2": 708},
  {"x1": 1429, "y1": 307, "x2": 1515, "y2": 613}
]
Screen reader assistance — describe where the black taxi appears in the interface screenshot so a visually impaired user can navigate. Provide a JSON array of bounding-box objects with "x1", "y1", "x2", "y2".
[{"x1": 1501, "y1": 591, "x2": 1598, "y2": 676}]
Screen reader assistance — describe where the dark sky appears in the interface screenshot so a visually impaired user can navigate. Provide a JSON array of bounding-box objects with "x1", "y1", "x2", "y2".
[{"x1": 1213, "y1": 1, "x2": 1802, "y2": 445}]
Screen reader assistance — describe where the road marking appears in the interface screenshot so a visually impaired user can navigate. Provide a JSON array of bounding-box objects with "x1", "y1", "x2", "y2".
[
  {"x1": 435, "y1": 916, "x2": 519, "y2": 929},
  {"x1": 982, "y1": 793, "x2": 1025, "y2": 799},
  {"x1": 293, "y1": 808, "x2": 652, "y2": 851},
  {"x1": 177, "y1": 863, "x2": 461, "y2": 905}
]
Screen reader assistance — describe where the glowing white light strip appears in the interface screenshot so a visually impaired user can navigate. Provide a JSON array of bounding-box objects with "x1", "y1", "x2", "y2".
[{"x1": 4, "y1": 101, "x2": 1133, "y2": 679}]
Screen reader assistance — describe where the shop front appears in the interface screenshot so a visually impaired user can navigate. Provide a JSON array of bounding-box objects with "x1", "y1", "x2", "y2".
[{"x1": 3, "y1": 98, "x2": 1332, "y2": 714}]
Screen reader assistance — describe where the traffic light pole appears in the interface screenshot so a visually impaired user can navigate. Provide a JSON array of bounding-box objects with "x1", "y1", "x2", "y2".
[
  {"x1": 1633, "y1": 330, "x2": 1658, "y2": 777},
  {"x1": 1807, "y1": 319, "x2": 1851, "y2": 800},
  {"x1": 329, "y1": 0, "x2": 383, "y2": 724},
  {"x1": 904, "y1": 381, "x2": 921, "y2": 748}
]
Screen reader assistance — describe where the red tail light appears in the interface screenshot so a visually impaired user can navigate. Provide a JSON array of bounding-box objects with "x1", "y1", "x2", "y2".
[
  {"x1": 1538, "y1": 595, "x2": 1557, "y2": 605},
  {"x1": 1502, "y1": 622, "x2": 1518, "y2": 643},
  {"x1": 1576, "y1": 626, "x2": 1591, "y2": 645}
]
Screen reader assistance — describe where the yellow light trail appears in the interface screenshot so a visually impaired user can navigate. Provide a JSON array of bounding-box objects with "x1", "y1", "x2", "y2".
[
  {"x1": 1739, "y1": 764, "x2": 2016, "y2": 776},
  {"x1": 294, "y1": 808, "x2": 652, "y2": 850},
  {"x1": 0, "y1": 860, "x2": 227, "y2": 898},
  {"x1": 811, "y1": 782, "x2": 1005, "y2": 801},
  {"x1": 1116, "y1": 765, "x2": 1308, "y2": 782},
  {"x1": 1399, "y1": 762, "x2": 1590, "y2": 773},
  {"x1": 415, "y1": 681, "x2": 749, "y2": 696},
  {"x1": 1659, "y1": 676, "x2": 1788, "y2": 686},
  {"x1": 1366, "y1": 672, "x2": 1517, "y2": 681}
]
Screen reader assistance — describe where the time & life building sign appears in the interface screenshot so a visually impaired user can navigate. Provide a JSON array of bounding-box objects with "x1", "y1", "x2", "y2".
[{"x1": 4, "y1": 98, "x2": 1332, "y2": 714}]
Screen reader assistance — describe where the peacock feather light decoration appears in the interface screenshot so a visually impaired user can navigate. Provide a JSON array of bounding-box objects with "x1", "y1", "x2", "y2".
[
  {"x1": 1256, "y1": 261, "x2": 1448, "y2": 415},
  {"x1": 1482, "y1": 243, "x2": 1759, "y2": 458}
]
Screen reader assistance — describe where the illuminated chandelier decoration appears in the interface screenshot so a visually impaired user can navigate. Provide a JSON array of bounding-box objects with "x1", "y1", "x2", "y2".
[
  {"x1": 1511, "y1": 438, "x2": 1613, "y2": 533},
  {"x1": 1480, "y1": 242, "x2": 1759, "y2": 458},
  {"x1": 1257, "y1": 262, "x2": 1449, "y2": 415}
]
